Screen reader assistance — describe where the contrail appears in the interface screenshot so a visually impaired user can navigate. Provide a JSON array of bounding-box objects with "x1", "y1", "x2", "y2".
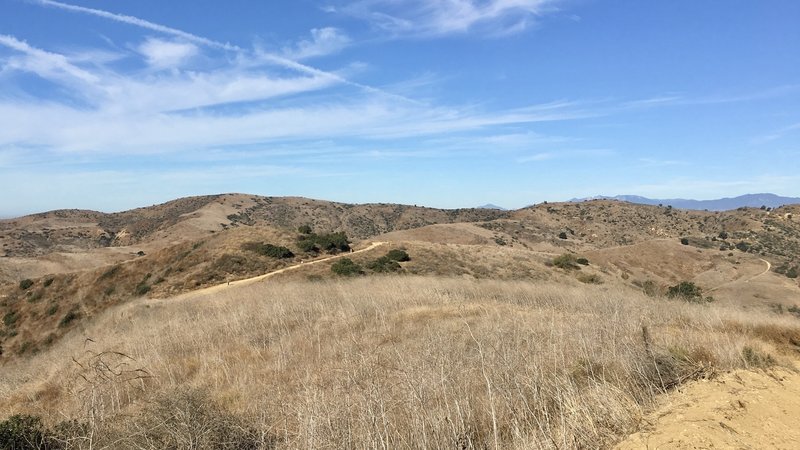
[{"x1": 33, "y1": 0, "x2": 421, "y2": 104}]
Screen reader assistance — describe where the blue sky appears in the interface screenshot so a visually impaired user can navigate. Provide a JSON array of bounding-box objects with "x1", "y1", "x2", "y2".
[{"x1": 1, "y1": 0, "x2": 798, "y2": 216}]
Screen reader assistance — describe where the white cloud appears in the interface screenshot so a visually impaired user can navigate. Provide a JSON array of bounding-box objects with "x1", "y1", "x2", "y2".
[
  {"x1": 138, "y1": 38, "x2": 198, "y2": 68},
  {"x1": 0, "y1": 34, "x2": 99, "y2": 84},
  {"x1": 331, "y1": 0, "x2": 560, "y2": 37},
  {"x1": 283, "y1": 28, "x2": 351, "y2": 60}
]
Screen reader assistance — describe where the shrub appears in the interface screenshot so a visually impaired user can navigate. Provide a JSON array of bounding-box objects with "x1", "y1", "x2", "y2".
[
  {"x1": 46, "y1": 304, "x2": 58, "y2": 316},
  {"x1": 680, "y1": 237, "x2": 689, "y2": 245},
  {"x1": 558, "y1": 232, "x2": 568, "y2": 240},
  {"x1": 331, "y1": 258, "x2": 363, "y2": 276},
  {"x1": 742, "y1": 346, "x2": 776, "y2": 368},
  {"x1": 667, "y1": 281, "x2": 712, "y2": 303},
  {"x1": 368, "y1": 256, "x2": 401, "y2": 273},
  {"x1": 0, "y1": 414, "x2": 50, "y2": 449},
  {"x1": 135, "y1": 283, "x2": 151, "y2": 296},
  {"x1": 59, "y1": 310, "x2": 80, "y2": 328},
  {"x1": 735, "y1": 241, "x2": 751, "y2": 252},
  {"x1": 3, "y1": 311, "x2": 18, "y2": 327},
  {"x1": 243, "y1": 242, "x2": 294, "y2": 258},
  {"x1": 718, "y1": 231, "x2": 729, "y2": 240},
  {"x1": 298, "y1": 224, "x2": 313, "y2": 235},
  {"x1": 576, "y1": 257, "x2": 589, "y2": 265},
  {"x1": 298, "y1": 232, "x2": 350, "y2": 254},
  {"x1": 786, "y1": 266, "x2": 798, "y2": 279},
  {"x1": 19, "y1": 279, "x2": 34, "y2": 290},
  {"x1": 386, "y1": 249, "x2": 411, "y2": 262},
  {"x1": 43, "y1": 277, "x2": 54, "y2": 287},
  {"x1": 551, "y1": 254, "x2": 580, "y2": 270}
]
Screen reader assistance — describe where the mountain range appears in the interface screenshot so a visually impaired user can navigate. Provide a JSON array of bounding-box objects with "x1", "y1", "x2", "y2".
[{"x1": 570, "y1": 193, "x2": 800, "y2": 211}]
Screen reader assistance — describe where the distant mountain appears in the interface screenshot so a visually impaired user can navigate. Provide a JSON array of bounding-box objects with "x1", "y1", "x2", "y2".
[
  {"x1": 571, "y1": 193, "x2": 800, "y2": 211},
  {"x1": 476, "y1": 203, "x2": 508, "y2": 210}
]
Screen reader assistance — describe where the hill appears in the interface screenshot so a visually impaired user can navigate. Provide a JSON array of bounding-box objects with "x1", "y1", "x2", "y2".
[
  {"x1": 572, "y1": 193, "x2": 800, "y2": 211},
  {"x1": 1, "y1": 193, "x2": 800, "y2": 448}
]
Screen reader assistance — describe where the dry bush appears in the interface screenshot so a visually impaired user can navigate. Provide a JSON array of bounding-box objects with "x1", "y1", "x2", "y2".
[{"x1": 1, "y1": 277, "x2": 798, "y2": 449}]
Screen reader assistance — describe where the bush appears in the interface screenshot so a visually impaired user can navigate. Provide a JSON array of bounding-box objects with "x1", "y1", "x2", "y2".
[
  {"x1": 19, "y1": 279, "x2": 34, "y2": 290},
  {"x1": 386, "y1": 249, "x2": 411, "y2": 262},
  {"x1": 718, "y1": 231, "x2": 729, "y2": 240},
  {"x1": 558, "y1": 232, "x2": 568, "y2": 240},
  {"x1": 242, "y1": 242, "x2": 294, "y2": 258},
  {"x1": 667, "y1": 281, "x2": 712, "y2": 303},
  {"x1": 368, "y1": 256, "x2": 401, "y2": 273},
  {"x1": 0, "y1": 414, "x2": 51, "y2": 449},
  {"x1": 298, "y1": 224, "x2": 313, "y2": 235},
  {"x1": 551, "y1": 254, "x2": 580, "y2": 270},
  {"x1": 331, "y1": 258, "x2": 363, "y2": 276},
  {"x1": 735, "y1": 241, "x2": 751, "y2": 252},
  {"x1": 43, "y1": 277, "x2": 54, "y2": 287},
  {"x1": 135, "y1": 283, "x2": 151, "y2": 296},
  {"x1": 680, "y1": 237, "x2": 689, "y2": 245},
  {"x1": 576, "y1": 257, "x2": 589, "y2": 265},
  {"x1": 786, "y1": 266, "x2": 798, "y2": 279},
  {"x1": 298, "y1": 232, "x2": 350, "y2": 254},
  {"x1": 59, "y1": 310, "x2": 80, "y2": 328},
  {"x1": 3, "y1": 311, "x2": 18, "y2": 327}
]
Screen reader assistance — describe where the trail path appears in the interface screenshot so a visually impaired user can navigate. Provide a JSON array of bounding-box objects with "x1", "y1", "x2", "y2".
[
  {"x1": 708, "y1": 258, "x2": 771, "y2": 292},
  {"x1": 746, "y1": 258, "x2": 771, "y2": 283},
  {"x1": 616, "y1": 364, "x2": 800, "y2": 449},
  {"x1": 169, "y1": 242, "x2": 386, "y2": 300}
]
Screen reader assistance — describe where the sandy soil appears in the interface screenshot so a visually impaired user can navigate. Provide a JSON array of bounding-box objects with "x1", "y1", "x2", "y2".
[{"x1": 616, "y1": 364, "x2": 800, "y2": 449}]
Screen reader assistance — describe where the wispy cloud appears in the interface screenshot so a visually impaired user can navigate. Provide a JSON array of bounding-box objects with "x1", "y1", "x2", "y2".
[
  {"x1": 517, "y1": 148, "x2": 614, "y2": 163},
  {"x1": 751, "y1": 121, "x2": 800, "y2": 144},
  {"x1": 0, "y1": 34, "x2": 99, "y2": 84},
  {"x1": 283, "y1": 28, "x2": 351, "y2": 60},
  {"x1": 329, "y1": 0, "x2": 562, "y2": 38},
  {"x1": 137, "y1": 38, "x2": 199, "y2": 69}
]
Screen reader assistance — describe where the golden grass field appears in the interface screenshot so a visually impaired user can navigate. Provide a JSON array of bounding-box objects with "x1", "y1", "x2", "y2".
[{"x1": 3, "y1": 276, "x2": 799, "y2": 449}]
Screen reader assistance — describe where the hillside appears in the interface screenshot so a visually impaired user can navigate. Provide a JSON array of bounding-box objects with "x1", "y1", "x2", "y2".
[
  {"x1": 573, "y1": 193, "x2": 800, "y2": 211},
  {"x1": 1, "y1": 194, "x2": 800, "y2": 449}
]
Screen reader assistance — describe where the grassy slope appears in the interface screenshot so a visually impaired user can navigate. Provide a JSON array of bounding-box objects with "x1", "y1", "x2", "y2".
[{"x1": 2, "y1": 277, "x2": 800, "y2": 449}]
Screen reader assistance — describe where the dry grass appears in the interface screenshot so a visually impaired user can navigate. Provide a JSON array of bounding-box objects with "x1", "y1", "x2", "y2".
[{"x1": 1, "y1": 277, "x2": 798, "y2": 449}]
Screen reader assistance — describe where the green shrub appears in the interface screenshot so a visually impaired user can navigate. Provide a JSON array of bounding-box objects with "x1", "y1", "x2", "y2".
[
  {"x1": 19, "y1": 279, "x2": 34, "y2": 290},
  {"x1": 735, "y1": 241, "x2": 751, "y2": 252},
  {"x1": 786, "y1": 266, "x2": 798, "y2": 279},
  {"x1": 298, "y1": 232, "x2": 350, "y2": 254},
  {"x1": 558, "y1": 232, "x2": 568, "y2": 240},
  {"x1": 43, "y1": 277, "x2": 54, "y2": 287},
  {"x1": 368, "y1": 256, "x2": 401, "y2": 273},
  {"x1": 386, "y1": 249, "x2": 411, "y2": 262},
  {"x1": 135, "y1": 283, "x2": 151, "y2": 296},
  {"x1": 680, "y1": 237, "x2": 689, "y2": 245},
  {"x1": 667, "y1": 281, "x2": 712, "y2": 303},
  {"x1": 331, "y1": 258, "x2": 363, "y2": 276},
  {"x1": 298, "y1": 224, "x2": 313, "y2": 235},
  {"x1": 576, "y1": 257, "x2": 589, "y2": 265},
  {"x1": 59, "y1": 310, "x2": 80, "y2": 328},
  {"x1": 243, "y1": 242, "x2": 294, "y2": 258},
  {"x1": 0, "y1": 414, "x2": 50, "y2": 449},
  {"x1": 46, "y1": 304, "x2": 58, "y2": 316},
  {"x1": 3, "y1": 311, "x2": 18, "y2": 327}
]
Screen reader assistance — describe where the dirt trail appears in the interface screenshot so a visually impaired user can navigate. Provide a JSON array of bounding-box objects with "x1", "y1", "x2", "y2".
[
  {"x1": 168, "y1": 242, "x2": 385, "y2": 300},
  {"x1": 745, "y1": 258, "x2": 771, "y2": 282},
  {"x1": 708, "y1": 258, "x2": 772, "y2": 292},
  {"x1": 616, "y1": 364, "x2": 800, "y2": 449}
]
